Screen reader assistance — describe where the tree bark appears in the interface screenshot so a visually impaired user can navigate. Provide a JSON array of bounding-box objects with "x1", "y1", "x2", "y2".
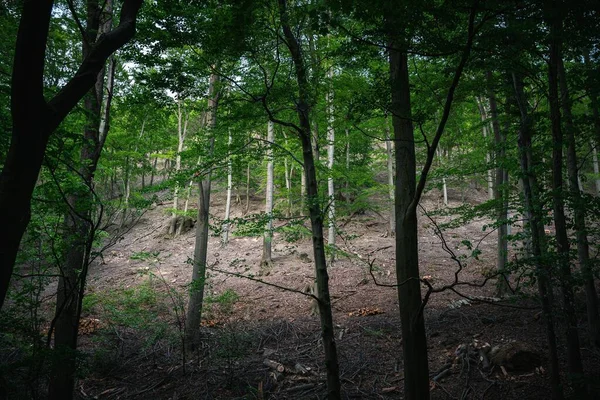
[
  {"x1": 277, "y1": 1, "x2": 341, "y2": 397},
  {"x1": 261, "y1": 121, "x2": 274, "y2": 271},
  {"x1": 558, "y1": 58, "x2": 600, "y2": 347},
  {"x1": 326, "y1": 67, "x2": 336, "y2": 263},
  {"x1": 386, "y1": 6, "x2": 475, "y2": 398},
  {"x1": 476, "y1": 97, "x2": 494, "y2": 200},
  {"x1": 0, "y1": 0, "x2": 142, "y2": 311},
  {"x1": 49, "y1": 2, "x2": 116, "y2": 398},
  {"x1": 169, "y1": 99, "x2": 189, "y2": 236},
  {"x1": 184, "y1": 73, "x2": 219, "y2": 352},
  {"x1": 486, "y1": 73, "x2": 510, "y2": 296},
  {"x1": 512, "y1": 71, "x2": 564, "y2": 400},
  {"x1": 512, "y1": 73, "x2": 564, "y2": 400},
  {"x1": 222, "y1": 130, "x2": 233, "y2": 246},
  {"x1": 283, "y1": 132, "x2": 293, "y2": 217},
  {"x1": 385, "y1": 116, "x2": 396, "y2": 234},
  {"x1": 123, "y1": 115, "x2": 145, "y2": 224},
  {"x1": 389, "y1": 42, "x2": 430, "y2": 400},
  {"x1": 592, "y1": 141, "x2": 600, "y2": 195},
  {"x1": 245, "y1": 162, "x2": 251, "y2": 215},
  {"x1": 546, "y1": 7, "x2": 585, "y2": 389}
]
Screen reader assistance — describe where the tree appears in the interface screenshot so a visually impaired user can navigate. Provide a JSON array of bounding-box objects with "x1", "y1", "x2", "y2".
[
  {"x1": 0, "y1": 0, "x2": 143, "y2": 311},
  {"x1": 261, "y1": 120, "x2": 275, "y2": 272},
  {"x1": 276, "y1": 0, "x2": 341, "y2": 396},
  {"x1": 184, "y1": 72, "x2": 220, "y2": 352},
  {"x1": 545, "y1": 3, "x2": 585, "y2": 392}
]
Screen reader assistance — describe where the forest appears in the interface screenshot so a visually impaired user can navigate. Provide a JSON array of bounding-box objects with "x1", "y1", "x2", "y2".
[{"x1": 1, "y1": 0, "x2": 600, "y2": 399}]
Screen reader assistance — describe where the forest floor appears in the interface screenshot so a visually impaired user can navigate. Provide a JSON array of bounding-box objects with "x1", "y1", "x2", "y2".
[{"x1": 71, "y1": 186, "x2": 600, "y2": 400}]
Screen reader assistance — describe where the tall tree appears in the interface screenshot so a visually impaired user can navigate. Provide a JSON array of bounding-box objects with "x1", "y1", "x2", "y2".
[
  {"x1": 0, "y1": 0, "x2": 143, "y2": 311},
  {"x1": 558, "y1": 58, "x2": 600, "y2": 347},
  {"x1": 545, "y1": 3, "x2": 585, "y2": 391},
  {"x1": 49, "y1": 2, "x2": 118, "y2": 398},
  {"x1": 261, "y1": 120, "x2": 275, "y2": 272},
  {"x1": 184, "y1": 72, "x2": 220, "y2": 352},
  {"x1": 386, "y1": 3, "x2": 476, "y2": 398},
  {"x1": 276, "y1": 0, "x2": 341, "y2": 396}
]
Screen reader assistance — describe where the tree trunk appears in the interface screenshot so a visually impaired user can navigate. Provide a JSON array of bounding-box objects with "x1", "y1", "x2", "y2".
[
  {"x1": 0, "y1": 0, "x2": 142, "y2": 311},
  {"x1": 123, "y1": 115, "x2": 145, "y2": 223},
  {"x1": 486, "y1": 72, "x2": 510, "y2": 296},
  {"x1": 300, "y1": 164, "x2": 306, "y2": 214},
  {"x1": 277, "y1": 1, "x2": 341, "y2": 397},
  {"x1": 169, "y1": 99, "x2": 189, "y2": 236},
  {"x1": 389, "y1": 43, "x2": 430, "y2": 400},
  {"x1": 245, "y1": 162, "x2": 251, "y2": 215},
  {"x1": 512, "y1": 71, "x2": 564, "y2": 400},
  {"x1": 345, "y1": 127, "x2": 350, "y2": 197},
  {"x1": 386, "y1": 6, "x2": 475, "y2": 398},
  {"x1": 49, "y1": 3, "x2": 115, "y2": 398},
  {"x1": 326, "y1": 67, "x2": 336, "y2": 263},
  {"x1": 283, "y1": 133, "x2": 292, "y2": 217},
  {"x1": 261, "y1": 121, "x2": 275, "y2": 272},
  {"x1": 150, "y1": 156, "x2": 157, "y2": 186},
  {"x1": 558, "y1": 59, "x2": 600, "y2": 347},
  {"x1": 592, "y1": 141, "x2": 600, "y2": 195},
  {"x1": 385, "y1": 117, "x2": 396, "y2": 233},
  {"x1": 476, "y1": 97, "x2": 494, "y2": 200},
  {"x1": 222, "y1": 130, "x2": 233, "y2": 246},
  {"x1": 184, "y1": 73, "x2": 219, "y2": 352},
  {"x1": 546, "y1": 8, "x2": 585, "y2": 390}
]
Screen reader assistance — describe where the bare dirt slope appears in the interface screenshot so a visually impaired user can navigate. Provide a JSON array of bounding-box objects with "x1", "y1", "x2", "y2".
[{"x1": 77, "y1": 187, "x2": 600, "y2": 400}]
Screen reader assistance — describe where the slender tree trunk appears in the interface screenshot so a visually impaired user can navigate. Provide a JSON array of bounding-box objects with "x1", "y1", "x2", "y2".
[
  {"x1": 261, "y1": 121, "x2": 275, "y2": 271},
  {"x1": 245, "y1": 162, "x2": 251, "y2": 215},
  {"x1": 385, "y1": 117, "x2": 396, "y2": 233},
  {"x1": 222, "y1": 130, "x2": 233, "y2": 246},
  {"x1": 326, "y1": 68, "x2": 336, "y2": 263},
  {"x1": 184, "y1": 73, "x2": 219, "y2": 352},
  {"x1": 123, "y1": 116, "x2": 145, "y2": 222},
  {"x1": 558, "y1": 59, "x2": 600, "y2": 347},
  {"x1": 486, "y1": 73, "x2": 510, "y2": 296},
  {"x1": 345, "y1": 127, "x2": 350, "y2": 196},
  {"x1": 150, "y1": 156, "x2": 157, "y2": 186},
  {"x1": 546, "y1": 8, "x2": 585, "y2": 390},
  {"x1": 592, "y1": 141, "x2": 600, "y2": 195},
  {"x1": 50, "y1": 3, "x2": 115, "y2": 398},
  {"x1": 300, "y1": 165, "x2": 306, "y2": 214},
  {"x1": 278, "y1": 1, "x2": 341, "y2": 397},
  {"x1": 512, "y1": 71, "x2": 564, "y2": 400},
  {"x1": 476, "y1": 97, "x2": 494, "y2": 200},
  {"x1": 169, "y1": 99, "x2": 189, "y2": 236},
  {"x1": 283, "y1": 133, "x2": 292, "y2": 217}
]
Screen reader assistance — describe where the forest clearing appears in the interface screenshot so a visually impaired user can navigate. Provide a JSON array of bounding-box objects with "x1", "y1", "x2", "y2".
[{"x1": 2, "y1": 0, "x2": 600, "y2": 399}]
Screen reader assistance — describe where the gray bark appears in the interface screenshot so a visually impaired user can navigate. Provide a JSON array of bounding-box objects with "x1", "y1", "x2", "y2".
[
  {"x1": 261, "y1": 121, "x2": 274, "y2": 270},
  {"x1": 184, "y1": 73, "x2": 219, "y2": 352},
  {"x1": 326, "y1": 68, "x2": 336, "y2": 261},
  {"x1": 278, "y1": 1, "x2": 341, "y2": 396},
  {"x1": 222, "y1": 130, "x2": 233, "y2": 246}
]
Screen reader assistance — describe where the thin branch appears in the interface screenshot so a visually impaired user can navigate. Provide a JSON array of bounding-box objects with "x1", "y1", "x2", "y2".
[
  {"x1": 408, "y1": 1, "x2": 480, "y2": 215},
  {"x1": 208, "y1": 265, "x2": 319, "y2": 302}
]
